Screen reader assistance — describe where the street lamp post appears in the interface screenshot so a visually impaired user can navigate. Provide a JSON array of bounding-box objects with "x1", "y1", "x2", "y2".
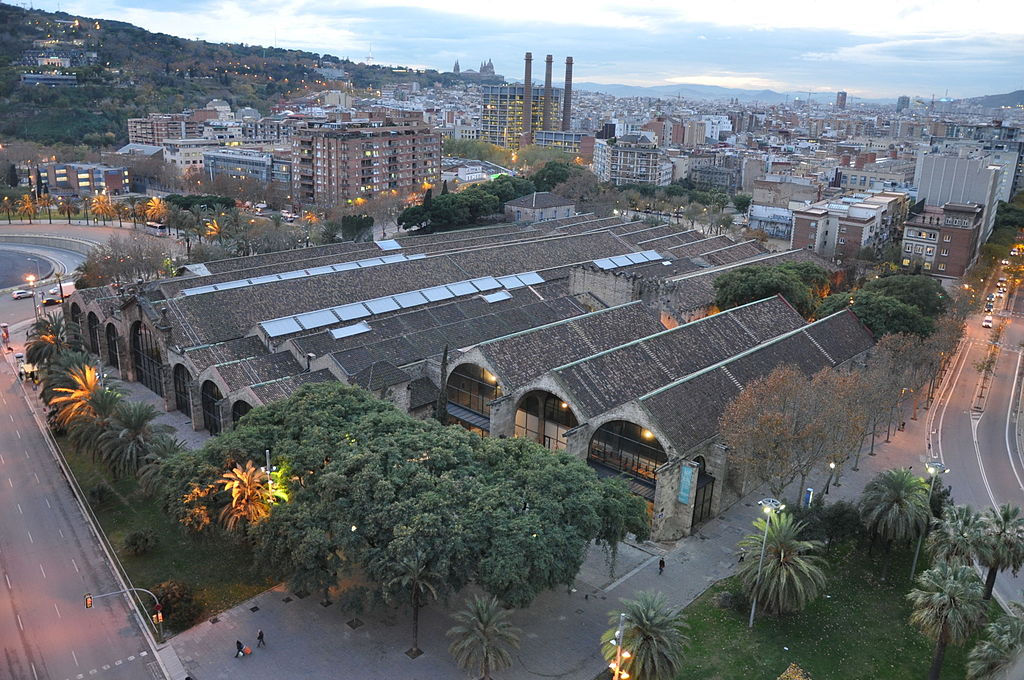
[
  {"x1": 824, "y1": 461, "x2": 837, "y2": 494},
  {"x1": 260, "y1": 448, "x2": 278, "y2": 501},
  {"x1": 608, "y1": 612, "x2": 632, "y2": 679},
  {"x1": 910, "y1": 460, "x2": 949, "y2": 578},
  {"x1": 25, "y1": 273, "x2": 39, "y2": 322},
  {"x1": 748, "y1": 497, "x2": 784, "y2": 628}
]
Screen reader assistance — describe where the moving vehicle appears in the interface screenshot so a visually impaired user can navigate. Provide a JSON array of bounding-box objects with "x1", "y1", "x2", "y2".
[
  {"x1": 41, "y1": 296, "x2": 61, "y2": 306},
  {"x1": 985, "y1": 302, "x2": 995, "y2": 312},
  {"x1": 11, "y1": 290, "x2": 31, "y2": 300},
  {"x1": 983, "y1": 315, "x2": 993, "y2": 328},
  {"x1": 987, "y1": 293, "x2": 996, "y2": 302},
  {"x1": 1002, "y1": 259, "x2": 1011, "y2": 265}
]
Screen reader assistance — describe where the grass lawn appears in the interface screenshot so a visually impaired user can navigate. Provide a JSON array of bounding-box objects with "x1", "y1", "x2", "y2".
[
  {"x1": 679, "y1": 542, "x2": 999, "y2": 680},
  {"x1": 58, "y1": 437, "x2": 273, "y2": 621}
]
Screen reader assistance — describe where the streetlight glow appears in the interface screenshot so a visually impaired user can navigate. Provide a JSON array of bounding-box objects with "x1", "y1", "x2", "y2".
[
  {"x1": 911, "y1": 461, "x2": 949, "y2": 578},
  {"x1": 749, "y1": 498, "x2": 783, "y2": 628}
]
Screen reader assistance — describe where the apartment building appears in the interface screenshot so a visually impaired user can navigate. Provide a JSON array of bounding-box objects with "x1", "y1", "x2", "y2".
[
  {"x1": 900, "y1": 203, "x2": 984, "y2": 277},
  {"x1": 915, "y1": 153, "x2": 1002, "y2": 239},
  {"x1": 162, "y1": 138, "x2": 221, "y2": 174},
  {"x1": 291, "y1": 111, "x2": 440, "y2": 207},
  {"x1": 203, "y1": 148, "x2": 292, "y2": 187},
  {"x1": 480, "y1": 84, "x2": 561, "y2": 150},
  {"x1": 592, "y1": 134, "x2": 672, "y2": 186},
  {"x1": 839, "y1": 159, "x2": 915, "y2": 191},
  {"x1": 36, "y1": 163, "x2": 129, "y2": 198},
  {"x1": 127, "y1": 112, "x2": 214, "y2": 146},
  {"x1": 791, "y1": 191, "x2": 909, "y2": 261}
]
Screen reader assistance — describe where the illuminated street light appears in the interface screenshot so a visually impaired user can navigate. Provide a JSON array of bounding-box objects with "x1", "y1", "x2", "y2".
[
  {"x1": 824, "y1": 460, "x2": 837, "y2": 494},
  {"x1": 748, "y1": 497, "x2": 785, "y2": 628},
  {"x1": 910, "y1": 461, "x2": 949, "y2": 578}
]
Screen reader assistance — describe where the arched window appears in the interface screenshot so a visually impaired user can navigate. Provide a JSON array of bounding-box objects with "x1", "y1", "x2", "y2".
[
  {"x1": 514, "y1": 390, "x2": 579, "y2": 450},
  {"x1": 105, "y1": 323, "x2": 119, "y2": 368},
  {"x1": 69, "y1": 302, "x2": 81, "y2": 326},
  {"x1": 588, "y1": 420, "x2": 667, "y2": 497},
  {"x1": 231, "y1": 400, "x2": 252, "y2": 424},
  {"x1": 172, "y1": 364, "x2": 192, "y2": 415},
  {"x1": 130, "y1": 321, "x2": 164, "y2": 396},
  {"x1": 86, "y1": 312, "x2": 100, "y2": 355},
  {"x1": 200, "y1": 380, "x2": 223, "y2": 435},
  {"x1": 446, "y1": 364, "x2": 501, "y2": 417}
]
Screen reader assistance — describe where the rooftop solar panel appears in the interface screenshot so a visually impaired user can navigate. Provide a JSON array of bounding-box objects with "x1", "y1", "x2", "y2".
[
  {"x1": 261, "y1": 318, "x2": 303, "y2": 337},
  {"x1": 333, "y1": 303, "x2": 370, "y2": 320},
  {"x1": 447, "y1": 281, "x2": 477, "y2": 296},
  {"x1": 421, "y1": 286, "x2": 455, "y2": 302},
  {"x1": 333, "y1": 261, "x2": 359, "y2": 272},
  {"x1": 470, "y1": 277, "x2": 501, "y2": 292},
  {"x1": 356, "y1": 258, "x2": 384, "y2": 267},
  {"x1": 375, "y1": 240, "x2": 401, "y2": 251},
  {"x1": 295, "y1": 309, "x2": 338, "y2": 329},
  {"x1": 497, "y1": 275, "x2": 525, "y2": 289},
  {"x1": 517, "y1": 272, "x2": 544, "y2": 285},
  {"x1": 610, "y1": 255, "x2": 633, "y2": 267},
  {"x1": 639, "y1": 250, "x2": 662, "y2": 261},
  {"x1": 331, "y1": 321, "x2": 373, "y2": 339},
  {"x1": 394, "y1": 291, "x2": 428, "y2": 308},
  {"x1": 365, "y1": 297, "x2": 401, "y2": 314},
  {"x1": 481, "y1": 290, "x2": 513, "y2": 303},
  {"x1": 593, "y1": 258, "x2": 616, "y2": 270}
]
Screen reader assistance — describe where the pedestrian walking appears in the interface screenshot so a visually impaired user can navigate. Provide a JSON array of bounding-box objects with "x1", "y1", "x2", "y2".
[
  {"x1": 257, "y1": 629, "x2": 265, "y2": 648},
  {"x1": 235, "y1": 640, "x2": 244, "y2": 658},
  {"x1": 658, "y1": 558, "x2": 665, "y2": 575}
]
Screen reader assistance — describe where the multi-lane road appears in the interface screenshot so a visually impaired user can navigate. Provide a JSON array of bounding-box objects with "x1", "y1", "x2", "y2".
[
  {"x1": 0, "y1": 353, "x2": 161, "y2": 678},
  {"x1": 930, "y1": 277, "x2": 1024, "y2": 605}
]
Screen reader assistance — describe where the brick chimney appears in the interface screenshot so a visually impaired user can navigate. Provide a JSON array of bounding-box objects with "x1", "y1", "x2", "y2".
[{"x1": 561, "y1": 57, "x2": 573, "y2": 132}]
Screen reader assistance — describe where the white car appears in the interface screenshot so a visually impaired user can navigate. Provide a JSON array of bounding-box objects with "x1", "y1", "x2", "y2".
[
  {"x1": 11, "y1": 290, "x2": 32, "y2": 300},
  {"x1": 983, "y1": 315, "x2": 993, "y2": 328},
  {"x1": 1002, "y1": 259, "x2": 1011, "y2": 266},
  {"x1": 996, "y1": 290, "x2": 1005, "y2": 298}
]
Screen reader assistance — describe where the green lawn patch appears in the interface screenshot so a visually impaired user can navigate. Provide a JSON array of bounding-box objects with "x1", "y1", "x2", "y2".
[
  {"x1": 679, "y1": 543, "x2": 998, "y2": 680},
  {"x1": 58, "y1": 437, "x2": 272, "y2": 620}
]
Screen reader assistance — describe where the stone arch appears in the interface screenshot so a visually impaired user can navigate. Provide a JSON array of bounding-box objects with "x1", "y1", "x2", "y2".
[
  {"x1": 445, "y1": 362, "x2": 501, "y2": 434},
  {"x1": 200, "y1": 379, "x2": 223, "y2": 435},
  {"x1": 690, "y1": 454, "x2": 716, "y2": 527},
  {"x1": 69, "y1": 302, "x2": 81, "y2": 326},
  {"x1": 172, "y1": 364, "x2": 193, "y2": 415},
  {"x1": 104, "y1": 323, "x2": 119, "y2": 368},
  {"x1": 130, "y1": 321, "x2": 164, "y2": 396},
  {"x1": 231, "y1": 400, "x2": 252, "y2": 424},
  {"x1": 513, "y1": 389, "x2": 579, "y2": 451},
  {"x1": 587, "y1": 419, "x2": 667, "y2": 500},
  {"x1": 86, "y1": 311, "x2": 100, "y2": 355}
]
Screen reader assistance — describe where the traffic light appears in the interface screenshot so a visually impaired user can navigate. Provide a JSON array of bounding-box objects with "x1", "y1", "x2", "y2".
[{"x1": 84, "y1": 593, "x2": 93, "y2": 609}]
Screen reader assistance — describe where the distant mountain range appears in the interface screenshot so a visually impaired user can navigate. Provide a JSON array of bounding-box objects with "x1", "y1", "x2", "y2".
[
  {"x1": 573, "y1": 82, "x2": 895, "y2": 105},
  {"x1": 956, "y1": 90, "x2": 1024, "y2": 108}
]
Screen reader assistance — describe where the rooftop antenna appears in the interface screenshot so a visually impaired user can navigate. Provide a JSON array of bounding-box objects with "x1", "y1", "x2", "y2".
[{"x1": 366, "y1": 44, "x2": 374, "y2": 65}]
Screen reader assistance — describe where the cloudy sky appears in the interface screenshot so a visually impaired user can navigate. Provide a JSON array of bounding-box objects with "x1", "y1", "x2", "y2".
[{"x1": 58, "y1": 0, "x2": 1023, "y2": 98}]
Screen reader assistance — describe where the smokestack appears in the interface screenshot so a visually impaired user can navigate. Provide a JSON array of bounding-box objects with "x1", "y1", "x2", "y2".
[
  {"x1": 561, "y1": 56, "x2": 573, "y2": 132},
  {"x1": 542, "y1": 54, "x2": 553, "y2": 131},
  {"x1": 523, "y1": 52, "x2": 533, "y2": 142}
]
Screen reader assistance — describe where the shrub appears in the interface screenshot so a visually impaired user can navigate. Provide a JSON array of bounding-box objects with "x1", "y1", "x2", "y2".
[
  {"x1": 337, "y1": 585, "x2": 370, "y2": 615},
  {"x1": 123, "y1": 528, "x2": 157, "y2": 556},
  {"x1": 152, "y1": 580, "x2": 203, "y2": 631},
  {"x1": 87, "y1": 481, "x2": 113, "y2": 506}
]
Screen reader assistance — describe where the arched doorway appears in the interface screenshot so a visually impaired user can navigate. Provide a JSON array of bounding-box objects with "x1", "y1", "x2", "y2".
[
  {"x1": 445, "y1": 364, "x2": 501, "y2": 434},
  {"x1": 130, "y1": 321, "x2": 164, "y2": 396},
  {"x1": 173, "y1": 364, "x2": 192, "y2": 416},
  {"x1": 69, "y1": 302, "x2": 81, "y2": 326},
  {"x1": 231, "y1": 400, "x2": 252, "y2": 424},
  {"x1": 105, "y1": 323, "x2": 119, "y2": 368},
  {"x1": 588, "y1": 420, "x2": 668, "y2": 503},
  {"x1": 514, "y1": 391, "x2": 579, "y2": 450},
  {"x1": 200, "y1": 380, "x2": 223, "y2": 435},
  {"x1": 86, "y1": 312, "x2": 100, "y2": 355},
  {"x1": 691, "y1": 455, "x2": 716, "y2": 527}
]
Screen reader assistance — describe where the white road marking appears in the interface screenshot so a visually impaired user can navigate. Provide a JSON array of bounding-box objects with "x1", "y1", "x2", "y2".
[
  {"x1": 24, "y1": 450, "x2": 28, "y2": 459},
  {"x1": 72, "y1": 650, "x2": 79, "y2": 666},
  {"x1": 27, "y1": 530, "x2": 33, "y2": 544},
  {"x1": 30, "y1": 661, "x2": 37, "y2": 680},
  {"x1": 54, "y1": 602, "x2": 61, "y2": 618},
  {"x1": 58, "y1": 528, "x2": 64, "y2": 539},
  {"x1": 0, "y1": 453, "x2": 4, "y2": 464},
  {"x1": 33, "y1": 473, "x2": 38, "y2": 484},
  {"x1": 8, "y1": 414, "x2": 12, "y2": 422},
  {"x1": 7, "y1": 478, "x2": 11, "y2": 488},
  {"x1": 39, "y1": 563, "x2": 45, "y2": 579},
  {"x1": 1003, "y1": 350, "x2": 1024, "y2": 492},
  {"x1": 16, "y1": 614, "x2": 23, "y2": 631},
  {"x1": 71, "y1": 558, "x2": 79, "y2": 573},
  {"x1": 5, "y1": 573, "x2": 10, "y2": 589},
  {"x1": 16, "y1": 504, "x2": 22, "y2": 514},
  {"x1": 16, "y1": 430, "x2": 20, "y2": 439},
  {"x1": 45, "y1": 498, "x2": 50, "y2": 508}
]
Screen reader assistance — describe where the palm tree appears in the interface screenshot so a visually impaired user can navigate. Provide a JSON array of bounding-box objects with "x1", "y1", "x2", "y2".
[
  {"x1": 967, "y1": 602, "x2": 1024, "y2": 680},
  {"x1": 217, "y1": 459, "x2": 272, "y2": 531},
  {"x1": 26, "y1": 313, "x2": 80, "y2": 368},
  {"x1": 908, "y1": 562, "x2": 988, "y2": 680},
  {"x1": 927, "y1": 504, "x2": 985, "y2": 567},
  {"x1": 16, "y1": 194, "x2": 36, "y2": 223},
  {"x1": 39, "y1": 349, "x2": 94, "y2": 405},
  {"x1": 859, "y1": 467, "x2": 931, "y2": 580},
  {"x1": 125, "y1": 196, "x2": 141, "y2": 227},
  {"x1": 145, "y1": 196, "x2": 168, "y2": 225},
  {"x1": 1, "y1": 196, "x2": 12, "y2": 223},
  {"x1": 447, "y1": 595, "x2": 520, "y2": 680},
  {"x1": 600, "y1": 591, "x2": 689, "y2": 680},
  {"x1": 98, "y1": 401, "x2": 170, "y2": 478},
  {"x1": 205, "y1": 217, "x2": 222, "y2": 243},
  {"x1": 90, "y1": 194, "x2": 116, "y2": 225},
  {"x1": 57, "y1": 198, "x2": 77, "y2": 223},
  {"x1": 66, "y1": 388, "x2": 122, "y2": 462},
  {"x1": 178, "y1": 209, "x2": 199, "y2": 256},
  {"x1": 976, "y1": 504, "x2": 1024, "y2": 600},
  {"x1": 137, "y1": 434, "x2": 186, "y2": 496},
  {"x1": 384, "y1": 554, "x2": 441, "y2": 655},
  {"x1": 49, "y1": 364, "x2": 105, "y2": 430},
  {"x1": 37, "y1": 193, "x2": 54, "y2": 223},
  {"x1": 114, "y1": 202, "x2": 130, "y2": 228},
  {"x1": 736, "y1": 512, "x2": 828, "y2": 615}
]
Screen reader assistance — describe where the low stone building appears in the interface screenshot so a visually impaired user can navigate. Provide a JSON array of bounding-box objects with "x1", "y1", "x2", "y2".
[{"x1": 504, "y1": 192, "x2": 575, "y2": 223}]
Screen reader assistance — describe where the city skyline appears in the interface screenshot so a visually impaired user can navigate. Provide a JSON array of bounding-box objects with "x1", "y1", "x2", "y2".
[{"x1": 55, "y1": 0, "x2": 1023, "y2": 100}]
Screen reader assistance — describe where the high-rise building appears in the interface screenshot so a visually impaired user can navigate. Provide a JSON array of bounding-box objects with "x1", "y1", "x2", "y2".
[
  {"x1": 915, "y1": 154, "x2": 1003, "y2": 239},
  {"x1": 592, "y1": 133, "x2": 672, "y2": 186},
  {"x1": 835, "y1": 91, "x2": 847, "y2": 109},
  {"x1": 291, "y1": 111, "x2": 440, "y2": 207},
  {"x1": 480, "y1": 84, "x2": 561, "y2": 150},
  {"x1": 896, "y1": 95, "x2": 911, "y2": 112}
]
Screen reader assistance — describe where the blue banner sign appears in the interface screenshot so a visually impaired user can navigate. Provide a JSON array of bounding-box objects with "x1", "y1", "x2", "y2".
[{"x1": 678, "y1": 462, "x2": 698, "y2": 504}]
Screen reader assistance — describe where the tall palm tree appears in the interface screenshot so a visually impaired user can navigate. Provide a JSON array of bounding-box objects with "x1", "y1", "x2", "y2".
[
  {"x1": 145, "y1": 196, "x2": 168, "y2": 225},
  {"x1": 16, "y1": 194, "x2": 35, "y2": 223},
  {"x1": 114, "y1": 202, "x2": 130, "y2": 228},
  {"x1": 136, "y1": 434, "x2": 186, "y2": 496},
  {"x1": 66, "y1": 388, "x2": 122, "y2": 462},
  {"x1": 447, "y1": 595, "x2": 521, "y2": 680},
  {"x1": 859, "y1": 467, "x2": 931, "y2": 580},
  {"x1": 48, "y1": 364, "x2": 104, "y2": 430},
  {"x1": 600, "y1": 591, "x2": 689, "y2": 680},
  {"x1": 90, "y1": 194, "x2": 116, "y2": 225},
  {"x1": 384, "y1": 554, "x2": 441, "y2": 655},
  {"x1": 967, "y1": 602, "x2": 1024, "y2": 680},
  {"x1": 976, "y1": 504, "x2": 1024, "y2": 600},
  {"x1": 125, "y1": 196, "x2": 141, "y2": 227},
  {"x1": 2, "y1": 196, "x2": 12, "y2": 223},
  {"x1": 927, "y1": 504, "x2": 985, "y2": 567},
  {"x1": 98, "y1": 401, "x2": 170, "y2": 478},
  {"x1": 26, "y1": 313, "x2": 80, "y2": 368},
  {"x1": 736, "y1": 512, "x2": 828, "y2": 615},
  {"x1": 217, "y1": 459, "x2": 272, "y2": 531},
  {"x1": 57, "y1": 198, "x2": 77, "y2": 223},
  {"x1": 39, "y1": 349, "x2": 94, "y2": 405},
  {"x1": 36, "y1": 193, "x2": 53, "y2": 223},
  {"x1": 908, "y1": 562, "x2": 988, "y2": 680}
]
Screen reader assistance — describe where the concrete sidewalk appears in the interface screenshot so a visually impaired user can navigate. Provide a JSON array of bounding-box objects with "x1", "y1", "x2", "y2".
[{"x1": 168, "y1": 409, "x2": 931, "y2": 680}]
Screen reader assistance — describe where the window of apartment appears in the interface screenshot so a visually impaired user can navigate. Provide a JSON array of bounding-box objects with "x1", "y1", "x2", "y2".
[
  {"x1": 938, "y1": 263, "x2": 946, "y2": 271},
  {"x1": 943, "y1": 235, "x2": 952, "y2": 242},
  {"x1": 838, "y1": 238, "x2": 846, "y2": 244},
  {"x1": 926, "y1": 247, "x2": 934, "y2": 255},
  {"x1": 940, "y1": 248, "x2": 949, "y2": 256},
  {"x1": 905, "y1": 244, "x2": 913, "y2": 252},
  {"x1": 923, "y1": 262, "x2": 932, "y2": 270},
  {"x1": 914, "y1": 245, "x2": 924, "y2": 254},
  {"x1": 902, "y1": 258, "x2": 911, "y2": 266}
]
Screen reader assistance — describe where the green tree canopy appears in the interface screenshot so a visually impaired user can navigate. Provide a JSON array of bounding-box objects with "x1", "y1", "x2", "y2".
[
  {"x1": 817, "y1": 290, "x2": 934, "y2": 337},
  {"x1": 713, "y1": 265, "x2": 818, "y2": 317},
  {"x1": 530, "y1": 161, "x2": 582, "y2": 192},
  {"x1": 732, "y1": 193, "x2": 752, "y2": 214},
  {"x1": 863, "y1": 274, "x2": 947, "y2": 318}
]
